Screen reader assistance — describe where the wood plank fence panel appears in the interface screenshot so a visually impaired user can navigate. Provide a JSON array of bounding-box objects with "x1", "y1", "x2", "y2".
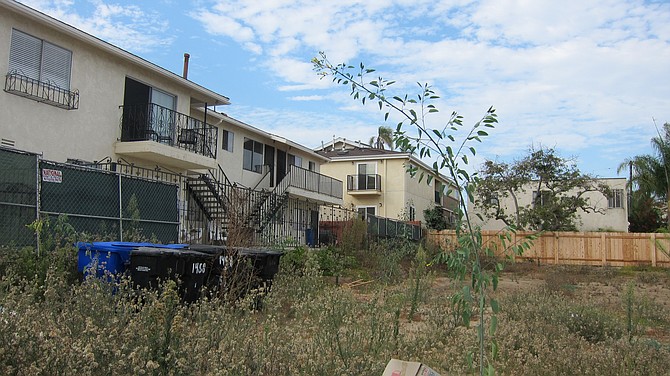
[{"x1": 426, "y1": 230, "x2": 670, "y2": 268}]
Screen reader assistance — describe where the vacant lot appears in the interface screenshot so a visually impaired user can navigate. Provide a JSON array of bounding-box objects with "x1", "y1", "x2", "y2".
[{"x1": 1, "y1": 246, "x2": 669, "y2": 375}]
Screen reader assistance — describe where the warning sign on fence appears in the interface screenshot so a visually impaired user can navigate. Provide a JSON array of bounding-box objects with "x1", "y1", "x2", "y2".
[{"x1": 42, "y1": 169, "x2": 62, "y2": 183}]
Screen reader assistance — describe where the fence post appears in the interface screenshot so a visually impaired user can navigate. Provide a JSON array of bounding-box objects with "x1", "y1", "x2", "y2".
[
  {"x1": 35, "y1": 154, "x2": 41, "y2": 255},
  {"x1": 118, "y1": 172, "x2": 123, "y2": 241},
  {"x1": 601, "y1": 233, "x2": 606, "y2": 266},
  {"x1": 554, "y1": 232, "x2": 559, "y2": 264},
  {"x1": 651, "y1": 233, "x2": 657, "y2": 267}
]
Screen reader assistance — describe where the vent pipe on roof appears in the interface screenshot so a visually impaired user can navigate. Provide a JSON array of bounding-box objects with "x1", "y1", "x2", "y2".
[{"x1": 182, "y1": 53, "x2": 190, "y2": 79}]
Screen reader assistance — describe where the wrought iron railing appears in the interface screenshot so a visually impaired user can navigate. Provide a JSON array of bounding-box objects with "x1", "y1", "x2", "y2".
[
  {"x1": 276, "y1": 165, "x2": 343, "y2": 199},
  {"x1": 119, "y1": 103, "x2": 218, "y2": 159},
  {"x1": 346, "y1": 174, "x2": 382, "y2": 191},
  {"x1": 4, "y1": 72, "x2": 79, "y2": 110}
]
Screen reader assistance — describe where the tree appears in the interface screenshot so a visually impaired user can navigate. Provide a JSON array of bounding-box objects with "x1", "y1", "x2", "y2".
[
  {"x1": 423, "y1": 206, "x2": 448, "y2": 230},
  {"x1": 628, "y1": 190, "x2": 664, "y2": 232},
  {"x1": 368, "y1": 125, "x2": 394, "y2": 149},
  {"x1": 618, "y1": 121, "x2": 670, "y2": 228},
  {"x1": 313, "y1": 52, "x2": 535, "y2": 376},
  {"x1": 475, "y1": 147, "x2": 610, "y2": 231}
]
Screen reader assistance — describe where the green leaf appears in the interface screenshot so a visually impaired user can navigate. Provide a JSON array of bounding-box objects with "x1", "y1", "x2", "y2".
[
  {"x1": 489, "y1": 315, "x2": 498, "y2": 337},
  {"x1": 490, "y1": 298, "x2": 500, "y2": 314},
  {"x1": 477, "y1": 130, "x2": 489, "y2": 136}
]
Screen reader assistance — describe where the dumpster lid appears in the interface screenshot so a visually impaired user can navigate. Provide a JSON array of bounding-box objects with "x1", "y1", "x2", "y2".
[
  {"x1": 132, "y1": 247, "x2": 212, "y2": 258},
  {"x1": 186, "y1": 244, "x2": 226, "y2": 254}
]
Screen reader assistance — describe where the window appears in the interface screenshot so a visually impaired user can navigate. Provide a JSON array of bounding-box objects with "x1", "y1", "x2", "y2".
[
  {"x1": 608, "y1": 189, "x2": 624, "y2": 208},
  {"x1": 357, "y1": 206, "x2": 376, "y2": 219},
  {"x1": 408, "y1": 206, "x2": 416, "y2": 221},
  {"x1": 308, "y1": 161, "x2": 316, "y2": 171},
  {"x1": 435, "y1": 181, "x2": 443, "y2": 204},
  {"x1": 532, "y1": 191, "x2": 551, "y2": 206},
  {"x1": 9, "y1": 29, "x2": 72, "y2": 90},
  {"x1": 288, "y1": 154, "x2": 302, "y2": 168},
  {"x1": 356, "y1": 162, "x2": 378, "y2": 190},
  {"x1": 243, "y1": 138, "x2": 264, "y2": 173},
  {"x1": 222, "y1": 130, "x2": 234, "y2": 152},
  {"x1": 489, "y1": 192, "x2": 500, "y2": 206}
]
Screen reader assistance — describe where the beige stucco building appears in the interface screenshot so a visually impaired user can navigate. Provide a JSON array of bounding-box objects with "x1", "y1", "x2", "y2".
[
  {"x1": 470, "y1": 177, "x2": 629, "y2": 232},
  {"x1": 1, "y1": 0, "x2": 342, "y2": 245},
  {"x1": 316, "y1": 138, "x2": 459, "y2": 226}
]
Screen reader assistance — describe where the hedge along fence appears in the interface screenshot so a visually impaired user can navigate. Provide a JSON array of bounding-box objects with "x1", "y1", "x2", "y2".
[{"x1": 427, "y1": 230, "x2": 670, "y2": 267}]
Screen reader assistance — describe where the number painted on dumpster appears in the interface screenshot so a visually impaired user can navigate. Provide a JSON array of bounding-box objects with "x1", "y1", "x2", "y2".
[{"x1": 192, "y1": 262, "x2": 206, "y2": 274}]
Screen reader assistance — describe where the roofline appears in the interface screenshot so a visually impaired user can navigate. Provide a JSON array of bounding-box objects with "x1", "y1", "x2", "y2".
[
  {"x1": 315, "y1": 137, "x2": 370, "y2": 151},
  {"x1": 201, "y1": 109, "x2": 330, "y2": 162},
  {"x1": 3, "y1": 0, "x2": 230, "y2": 106}
]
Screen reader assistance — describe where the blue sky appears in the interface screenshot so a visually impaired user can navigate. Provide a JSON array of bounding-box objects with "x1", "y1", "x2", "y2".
[{"x1": 20, "y1": 0, "x2": 670, "y2": 178}]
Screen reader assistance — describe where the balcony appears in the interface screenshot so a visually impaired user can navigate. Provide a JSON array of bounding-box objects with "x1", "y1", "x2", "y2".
[
  {"x1": 4, "y1": 72, "x2": 79, "y2": 110},
  {"x1": 277, "y1": 165, "x2": 343, "y2": 206},
  {"x1": 347, "y1": 174, "x2": 382, "y2": 195},
  {"x1": 115, "y1": 103, "x2": 218, "y2": 170}
]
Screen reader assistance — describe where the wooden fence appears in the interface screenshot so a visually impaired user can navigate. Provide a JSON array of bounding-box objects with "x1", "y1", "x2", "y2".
[{"x1": 426, "y1": 230, "x2": 670, "y2": 267}]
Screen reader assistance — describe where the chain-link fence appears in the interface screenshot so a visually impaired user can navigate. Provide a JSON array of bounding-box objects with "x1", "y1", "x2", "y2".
[{"x1": 0, "y1": 147, "x2": 180, "y2": 248}]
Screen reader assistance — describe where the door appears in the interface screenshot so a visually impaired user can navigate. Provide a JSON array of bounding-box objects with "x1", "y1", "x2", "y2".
[
  {"x1": 276, "y1": 149, "x2": 287, "y2": 184},
  {"x1": 122, "y1": 78, "x2": 150, "y2": 141},
  {"x1": 264, "y1": 145, "x2": 275, "y2": 187},
  {"x1": 149, "y1": 88, "x2": 176, "y2": 142},
  {"x1": 310, "y1": 209, "x2": 319, "y2": 246}
]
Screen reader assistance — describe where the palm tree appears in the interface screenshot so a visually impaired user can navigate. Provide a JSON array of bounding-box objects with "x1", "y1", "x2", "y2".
[
  {"x1": 368, "y1": 126, "x2": 394, "y2": 150},
  {"x1": 618, "y1": 122, "x2": 670, "y2": 228}
]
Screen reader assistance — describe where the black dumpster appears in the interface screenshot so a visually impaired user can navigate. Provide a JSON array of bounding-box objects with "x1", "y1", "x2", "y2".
[
  {"x1": 235, "y1": 248, "x2": 284, "y2": 286},
  {"x1": 129, "y1": 247, "x2": 212, "y2": 303},
  {"x1": 184, "y1": 244, "x2": 227, "y2": 292},
  {"x1": 184, "y1": 245, "x2": 284, "y2": 297}
]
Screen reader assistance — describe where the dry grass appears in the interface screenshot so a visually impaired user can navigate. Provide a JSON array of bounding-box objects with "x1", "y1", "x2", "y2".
[{"x1": 0, "y1": 246, "x2": 669, "y2": 375}]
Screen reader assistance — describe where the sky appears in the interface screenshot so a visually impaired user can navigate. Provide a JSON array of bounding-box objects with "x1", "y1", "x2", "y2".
[{"x1": 19, "y1": 0, "x2": 670, "y2": 178}]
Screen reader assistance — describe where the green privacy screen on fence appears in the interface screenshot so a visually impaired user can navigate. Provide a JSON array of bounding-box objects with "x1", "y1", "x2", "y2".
[
  {"x1": 0, "y1": 147, "x2": 180, "y2": 247},
  {"x1": 0, "y1": 148, "x2": 38, "y2": 247}
]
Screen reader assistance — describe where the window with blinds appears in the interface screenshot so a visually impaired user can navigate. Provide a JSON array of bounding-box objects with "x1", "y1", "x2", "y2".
[{"x1": 8, "y1": 29, "x2": 72, "y2": 90}]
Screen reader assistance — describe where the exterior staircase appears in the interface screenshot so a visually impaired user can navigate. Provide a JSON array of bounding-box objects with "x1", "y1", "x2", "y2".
[{"x1": 186, "y1": 164, "x2": 290, "y2": 237}]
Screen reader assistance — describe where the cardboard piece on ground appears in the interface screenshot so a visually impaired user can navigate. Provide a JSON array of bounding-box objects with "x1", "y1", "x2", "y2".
[{"x1": 382, "y1": 359, "x2": 441, "y2": 376}]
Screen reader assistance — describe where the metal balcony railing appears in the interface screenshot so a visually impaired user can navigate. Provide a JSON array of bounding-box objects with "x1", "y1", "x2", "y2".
[
  {"x1": 276, "y1": 165, "x2": 343, "y2": 199},
  {"x1": 347, "y1": 174, "x2": 382, "y2": 192},
  {"x1": 4, "y1": 72, "x2": 79, "y2": 110},
  {"x1": 120, "y1": 103, "x2": 218, "y2": 159}
]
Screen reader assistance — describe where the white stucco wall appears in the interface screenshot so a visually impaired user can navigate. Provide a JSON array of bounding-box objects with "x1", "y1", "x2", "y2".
[
  {"x1": 471, "y1": 177, "x2": 629, "y2": 232},
  {"x1": 0, "y1": 8, "x2": 207, "y2": 169}
]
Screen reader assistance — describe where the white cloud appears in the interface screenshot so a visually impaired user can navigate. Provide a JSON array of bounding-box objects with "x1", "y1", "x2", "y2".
[
  {"x1": 19, "y1": 0, "x2": 172, "y2": 52},
  {"x1": 288, "y1": 95, "x2": 325, "y2": 101}
]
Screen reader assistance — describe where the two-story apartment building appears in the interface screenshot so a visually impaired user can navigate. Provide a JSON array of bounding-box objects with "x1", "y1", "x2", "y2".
[
  {"x1": 470, "y1": 177, "x2": 629, "y2": 232},
  {"x1": 1, "y1": 0, "x2": 342, "y2": 245},
  {"x1": 316, "y1": 138, "x2": 459, "y2": 226}
]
